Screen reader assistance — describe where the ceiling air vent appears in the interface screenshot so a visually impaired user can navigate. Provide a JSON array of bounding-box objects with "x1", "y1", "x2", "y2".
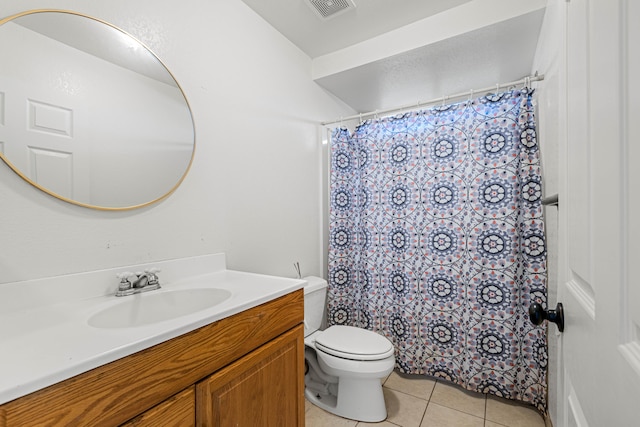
[{"x1": 306, "y1": 0, "x2": 356, "y2": 20}]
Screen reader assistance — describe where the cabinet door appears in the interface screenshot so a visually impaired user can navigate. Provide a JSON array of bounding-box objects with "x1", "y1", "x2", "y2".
[
  {"x1": 196, "y1": 325, "x2": 304, "y2": 427},
  {"x1": 121, "y1": 386, "x2": 195, "y2": 427}
]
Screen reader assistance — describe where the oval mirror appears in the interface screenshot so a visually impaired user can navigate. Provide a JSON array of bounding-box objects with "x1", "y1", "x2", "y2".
[{"x1": 0, "y1": 10, "x2": 195, "y2": 210}]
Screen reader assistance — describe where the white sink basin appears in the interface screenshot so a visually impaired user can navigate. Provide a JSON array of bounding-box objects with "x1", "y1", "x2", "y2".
[{"x1": 88, "y1": 288, "x2": 232, "y2": 328}]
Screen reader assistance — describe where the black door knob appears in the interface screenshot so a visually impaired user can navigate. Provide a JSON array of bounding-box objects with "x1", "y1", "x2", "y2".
[{"x1": 529, "y1": 302, "x2": 564, "y2": 332}]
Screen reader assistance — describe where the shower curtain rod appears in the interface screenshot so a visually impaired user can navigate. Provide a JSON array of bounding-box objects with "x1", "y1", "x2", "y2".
[{"x1": 321, "y1": 73, "x2": 544, "y2": 126}]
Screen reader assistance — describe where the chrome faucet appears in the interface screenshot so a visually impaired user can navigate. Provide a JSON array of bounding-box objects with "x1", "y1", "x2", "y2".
[{"x1": 115, "y1": 268, "x2": 161, "y2": 297}]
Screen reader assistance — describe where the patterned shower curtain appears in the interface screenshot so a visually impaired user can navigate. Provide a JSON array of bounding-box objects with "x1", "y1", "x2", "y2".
[{"x1": 327, "y1": 89, "x2": 547, "y2": 411}]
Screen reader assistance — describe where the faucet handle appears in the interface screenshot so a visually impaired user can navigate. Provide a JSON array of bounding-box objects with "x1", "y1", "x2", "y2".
[
  {"x1": 116, "y1": 272, "x2": 135, "y2": 292},
  {"x1": 145, "y1": 268, "x2": 161, "y2": 286}
]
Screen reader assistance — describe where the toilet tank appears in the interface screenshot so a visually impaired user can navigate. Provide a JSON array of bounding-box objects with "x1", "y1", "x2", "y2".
[{"x1": 302, "y1": 276, "x2": 327, "y2": 337}]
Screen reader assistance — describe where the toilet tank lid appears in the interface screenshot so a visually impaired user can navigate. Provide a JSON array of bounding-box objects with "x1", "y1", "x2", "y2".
[{"x1": 302, "y1": 276, "x2": 327, "y2": 294}]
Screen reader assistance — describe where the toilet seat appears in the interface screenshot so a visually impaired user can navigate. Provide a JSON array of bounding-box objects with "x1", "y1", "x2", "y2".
[{"x1": 314, "y1": 325, "x2": 394, "y2": 361}]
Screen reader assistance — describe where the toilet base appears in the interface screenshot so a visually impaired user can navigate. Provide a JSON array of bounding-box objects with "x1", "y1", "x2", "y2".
[{"x1": 305, "y1": 376, "x2": 388, "y2": 422}]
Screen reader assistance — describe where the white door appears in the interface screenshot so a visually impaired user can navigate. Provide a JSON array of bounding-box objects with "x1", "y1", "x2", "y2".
[
  {"x1": 557, "y1": 0, "x2": 640, "y2": 425},
  {"x1": 0, "y1": 22, "x2": 91, "y2": 203},
  {"x1": 0, "y1": 75, "x2": 90, "y2": 202}
]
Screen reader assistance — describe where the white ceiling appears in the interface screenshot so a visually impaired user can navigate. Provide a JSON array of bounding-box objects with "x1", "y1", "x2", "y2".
[
  {"x1": 315, "y1": 8, "x2": 545, "y2": 114},
  {"x1": 240, "y1": 0, "x2": 474, "y2": 58},
  {"x1": 241, "y1": 0, "x2": 547, "y2": 117}
]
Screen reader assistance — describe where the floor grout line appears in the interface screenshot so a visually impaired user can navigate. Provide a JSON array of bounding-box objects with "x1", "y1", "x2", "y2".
[{"x1": 382, "y1": 385, "x2": 431, "y2": 404}]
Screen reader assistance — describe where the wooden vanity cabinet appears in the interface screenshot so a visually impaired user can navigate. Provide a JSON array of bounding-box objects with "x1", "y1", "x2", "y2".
[
  {"x1": 121, "y1": 387, "x2": 196, "y2": 427},
  {"x1": 0, "y1": 289, "x2": 304, "y2": 427}
]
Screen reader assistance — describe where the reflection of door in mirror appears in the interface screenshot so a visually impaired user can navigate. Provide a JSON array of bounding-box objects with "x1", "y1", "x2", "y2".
[
  {"x1": 1, "y1": 21, "x2": 90, "y2": 201},
  {"x1": 0, "y1": 10, "x2": 195, "y2": 210}
]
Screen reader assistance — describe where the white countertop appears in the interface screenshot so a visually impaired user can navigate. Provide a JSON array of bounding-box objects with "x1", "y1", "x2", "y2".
[{"x1": 0, "y1": 254, "x2": 305, "y2": 405}]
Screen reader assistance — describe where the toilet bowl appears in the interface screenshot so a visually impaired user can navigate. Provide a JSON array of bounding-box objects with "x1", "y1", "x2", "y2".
[{"x1": 302, "y1": 277, "x2": 395, "y2": 422}]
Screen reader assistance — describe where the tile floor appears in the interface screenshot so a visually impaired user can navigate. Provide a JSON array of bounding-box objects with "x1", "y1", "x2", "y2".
[{"x1": 305, "y1": 371, "x2": 546, "y2": 427}]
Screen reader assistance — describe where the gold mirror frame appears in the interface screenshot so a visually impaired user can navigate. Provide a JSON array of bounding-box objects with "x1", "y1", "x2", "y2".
[{"x1": 0, "y1": 10, "x2": 195, "y2": 210}]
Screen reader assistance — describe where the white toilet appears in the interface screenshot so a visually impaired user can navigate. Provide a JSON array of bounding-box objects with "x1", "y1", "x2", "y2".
[{"x1": 303, "y1": 276, "x2": 396, "y2": 422}]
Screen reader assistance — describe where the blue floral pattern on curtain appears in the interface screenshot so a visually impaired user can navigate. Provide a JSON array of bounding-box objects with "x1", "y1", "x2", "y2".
[{"x1": 327, "y1": 89, "x2": 547, "y2": 411}]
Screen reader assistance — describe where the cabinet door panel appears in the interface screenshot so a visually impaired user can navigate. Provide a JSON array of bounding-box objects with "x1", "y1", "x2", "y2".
[{"x1": 196, "y1": 325, "x2": 304, "y2": 427}]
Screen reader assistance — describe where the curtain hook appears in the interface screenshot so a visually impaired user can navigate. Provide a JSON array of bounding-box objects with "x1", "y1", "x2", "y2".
[
  {"x1": 496, "y1": 83, "x2": 500, "y2": 93},
  {"x1": 468, "y1": 89, "x2": 474, "y2": 102},
  {"x1": 374, "y1": 110, "x2": 379, "y2": 120}
]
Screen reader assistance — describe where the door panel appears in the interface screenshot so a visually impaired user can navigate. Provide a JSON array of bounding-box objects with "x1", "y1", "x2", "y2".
[
  {"x1": 561, "y1": 0, "x2": 597, "y2": 421},
  {"x1": 565, "y1": 0, "x2": 592, "y2": 297}
]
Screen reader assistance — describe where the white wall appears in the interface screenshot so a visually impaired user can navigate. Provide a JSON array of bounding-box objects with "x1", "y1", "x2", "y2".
[
  {"x1": 0, "y1": 0, "x2": 354, "y2": 284},
  {"x1": 531, "y1": 0, "x2": 564, "y2": 423}
]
